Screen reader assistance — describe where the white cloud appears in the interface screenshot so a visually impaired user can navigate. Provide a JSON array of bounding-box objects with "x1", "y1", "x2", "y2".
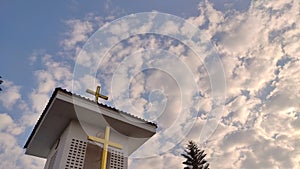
[
  {"x1": 59, "y1": 14, "x2": 112, "y2": 59},
  {"x1": 129, "y1": 153, "x2": 184, "y2": 169},
  {"x1": 2, "y1": 0, "x2": 298, "y2": 168},
  {"x1": 0, "y1": 134, "x2": 46, "y2": 169},
  {"x1": 61, "y1": 19, "x2": 94, "y2": 50},
  {"x1": 0, "y1": 80, "x2": 21, "y2": 109},
  {"x1": 0, "y1": 113, "x2": 23, "y2": 135},
  {"x1": 176, "y1": 0, "x2": 300, "y2": 168},
  {"x1": 29, "y1": 54, "x2": 73, "y2": 113},
  {"x1": 0, "y1": 113, "x2": 45, "y2": 169},
  {"x1": 2, "y1": 52, "x2": 74, "y2": 168}
]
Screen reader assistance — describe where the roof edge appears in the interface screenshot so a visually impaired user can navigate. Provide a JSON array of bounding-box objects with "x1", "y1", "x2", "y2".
[
  {"x1": 24, "y1": 87, "x2": 158, "y2": 149},
  {"x1": 24, "y1": 88, "x2": 60, "y2": 148}
]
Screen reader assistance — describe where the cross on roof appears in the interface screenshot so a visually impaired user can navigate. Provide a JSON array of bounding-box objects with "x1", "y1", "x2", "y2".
[
  {"x1": 87, "y1": 126, "x2": 122, "y2": 169},
  {"x1": 86, "y1": 85, "x2": 108, "y2": 102}
]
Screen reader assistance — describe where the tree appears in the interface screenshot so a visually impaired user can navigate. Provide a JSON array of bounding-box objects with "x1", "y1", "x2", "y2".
[
  {"x1": 181, "y1": 141, "x2": 209, "y2": 169},
  {"x1": 0, "y1": 76, "x2": 3, "y2": 91}
]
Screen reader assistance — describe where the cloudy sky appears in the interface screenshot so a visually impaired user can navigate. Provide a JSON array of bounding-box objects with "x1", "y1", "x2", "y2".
[{"x1": 1, "y1": 0, "x2": 300, "y2": 168}]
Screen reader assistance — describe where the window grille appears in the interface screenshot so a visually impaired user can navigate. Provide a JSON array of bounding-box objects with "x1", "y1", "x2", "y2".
[
  {"x1": 65, "y1": 139, "x2": 87, "y2": 169},
  {"x1": 109, "y1": 148, "x2": 125, "y2": 169}
]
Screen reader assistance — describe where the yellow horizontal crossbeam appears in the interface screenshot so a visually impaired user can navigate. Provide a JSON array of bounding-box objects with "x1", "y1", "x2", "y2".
[
  {"x1": 87, "y1": 126, "x2": 123, "y2": 169},
  {"x1": 86, "y1": 85, "x2": 108, "y2": 102},
  {"x1": 87, "y1": 135, "x2": 122, "y2": 149}
]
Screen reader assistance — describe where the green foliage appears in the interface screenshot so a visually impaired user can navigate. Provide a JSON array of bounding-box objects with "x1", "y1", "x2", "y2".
[
  {"x1": 0, "y1": 76, "x2": 3, "y2": 91},
  {"x1": 181, "y1": 141, "x2": 209, "y2": 169}
]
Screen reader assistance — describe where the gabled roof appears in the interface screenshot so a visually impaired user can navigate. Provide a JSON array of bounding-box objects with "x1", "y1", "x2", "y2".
[
  {"x1": 58, "y1": 88, "x2": 156, "y2": 126},
  {"x1": 24, "y1": 87, "x2": 157, "y2": 158}
]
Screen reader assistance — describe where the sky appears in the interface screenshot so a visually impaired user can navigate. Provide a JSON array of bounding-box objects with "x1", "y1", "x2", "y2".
[{"x1": 0, "y1": 0, "x2": 300, "y2": 168}]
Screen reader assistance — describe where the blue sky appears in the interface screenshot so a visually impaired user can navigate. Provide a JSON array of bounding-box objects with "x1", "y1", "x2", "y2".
[{"x1": 1, "y1": 0, "x2": 300, "y2": 168}]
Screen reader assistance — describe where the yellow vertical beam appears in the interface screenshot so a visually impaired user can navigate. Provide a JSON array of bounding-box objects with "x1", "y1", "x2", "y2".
[
  {"x1": 87, "y1": 125, "x2": 122, "y2": 169},
  {"x1": 100, "y1": 126, "x2": 110, "y2": 169},
  {"x1": 95, "y1": 86, "x2": 100, "y2": 102}
]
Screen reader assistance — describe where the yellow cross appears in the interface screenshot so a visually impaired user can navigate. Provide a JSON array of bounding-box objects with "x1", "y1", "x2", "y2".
[
  {"x1": 87, "y1": 126, "x2": 122, "y2": 169},
  {"x1": 86, "y1": 85, "x2": 108, "y2": 102}
]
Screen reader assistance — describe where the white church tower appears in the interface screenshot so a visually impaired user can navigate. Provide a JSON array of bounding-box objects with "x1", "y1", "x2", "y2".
[{"x1": 24, "y1": 87, "x2": 157, "y2": 169}]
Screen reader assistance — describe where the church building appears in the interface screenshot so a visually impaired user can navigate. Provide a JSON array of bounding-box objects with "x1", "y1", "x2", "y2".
[{"x1": 24, "y1": 87, "x2": 157, "y2": 169}]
